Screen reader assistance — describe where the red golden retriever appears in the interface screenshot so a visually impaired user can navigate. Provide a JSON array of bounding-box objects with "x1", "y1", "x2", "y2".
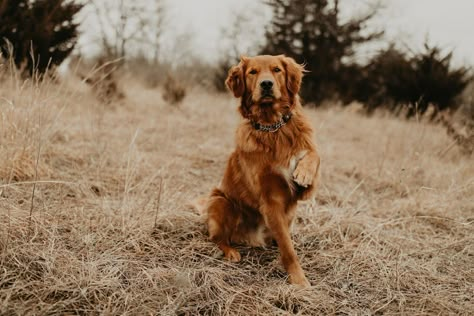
[{"x1": 202, "y1": 55, "x2": 320, "y2": 287}]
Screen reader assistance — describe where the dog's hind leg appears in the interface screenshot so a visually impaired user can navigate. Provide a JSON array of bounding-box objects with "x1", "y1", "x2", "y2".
[{"x1": 206, "y1": 189, "x2": 241, "y2": 262}]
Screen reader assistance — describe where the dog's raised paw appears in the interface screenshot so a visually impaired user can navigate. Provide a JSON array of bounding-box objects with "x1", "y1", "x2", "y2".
[{"x1": 293, "y1": 165, "x2": 313, "y2": 188}]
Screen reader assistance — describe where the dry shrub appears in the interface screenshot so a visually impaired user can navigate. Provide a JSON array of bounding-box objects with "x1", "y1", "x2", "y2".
[
  {"x1": 438, "y1": 111, "x2": 473, "y2": 156},
  {"x1": 72, "y1": 57, "x2": 125, "y2": 104},
  {"x1": 437, "y1": 84, "x2": 474, "y2": 156},
  {"x1": 162, "y1": 74, "x2": 186, "y2": 105},
  {"x1": 85, "y1": 60, "x2": 125, "y2": 104}
]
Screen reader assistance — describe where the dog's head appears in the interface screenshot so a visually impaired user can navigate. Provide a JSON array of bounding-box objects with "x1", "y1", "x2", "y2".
[{"x1": 226, "y1": 55, "x2": 304, "y2": 123}]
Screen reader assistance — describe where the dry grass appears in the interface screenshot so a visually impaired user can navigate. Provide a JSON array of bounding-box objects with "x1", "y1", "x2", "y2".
[{"x1": 0, "y1": 70, "x2": 473, "y2": 315}]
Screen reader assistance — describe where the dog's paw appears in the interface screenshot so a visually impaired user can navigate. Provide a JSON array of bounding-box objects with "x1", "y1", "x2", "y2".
[
  {"x1": 289, "y1": 274, "x2": 311, "y2": 288},
  {"x1": 292, "y1": 163, "x2": 314, "y2": 188},
  {"x1": 224, "y1": 248, "x2": 241, "y2": 262}
]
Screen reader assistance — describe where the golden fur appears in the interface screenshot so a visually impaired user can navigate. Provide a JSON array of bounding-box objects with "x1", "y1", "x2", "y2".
[{"x1": 203, "y1": 55, "x2": 320, "y2": 287}]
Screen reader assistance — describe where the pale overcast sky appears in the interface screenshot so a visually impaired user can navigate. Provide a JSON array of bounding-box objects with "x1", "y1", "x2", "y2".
[
  {"x1": 78, "y1": 0, "x2": 474, "y2": 66},
  {"x1": 164, "y1": 0, "x2": 474, "y2": 65}
]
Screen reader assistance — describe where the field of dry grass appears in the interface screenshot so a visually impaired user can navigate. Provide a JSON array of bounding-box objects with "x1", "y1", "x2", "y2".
[{"x1": 0, "y1": 70, "x2": 473, "y2": 315}]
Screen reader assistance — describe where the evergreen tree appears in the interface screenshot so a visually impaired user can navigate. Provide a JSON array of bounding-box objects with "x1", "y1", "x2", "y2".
[
  {"x1": 262, "y1": 0, "x2": 381, "y2": 103},
  {"x1": 352, "y1": 44, "x2": 472, "y2": 117},
  {"x1": 0, "y1": 0, "x2": 83, "y2": 75}
]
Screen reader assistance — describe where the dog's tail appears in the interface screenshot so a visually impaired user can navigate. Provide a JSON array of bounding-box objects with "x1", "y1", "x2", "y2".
[{"x1": 187, "y1": 196, "x2": 208, "y2": 217}]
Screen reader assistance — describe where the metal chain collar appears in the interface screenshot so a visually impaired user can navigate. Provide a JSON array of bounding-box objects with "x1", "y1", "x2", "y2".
[{"x1": 250, "y1": 113, "x2": 292, "y2": 133}]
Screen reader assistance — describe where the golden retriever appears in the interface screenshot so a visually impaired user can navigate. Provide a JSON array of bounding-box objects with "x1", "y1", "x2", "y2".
[{"x1": 203, "y1": 55, "x2": 320, "y2": 287}]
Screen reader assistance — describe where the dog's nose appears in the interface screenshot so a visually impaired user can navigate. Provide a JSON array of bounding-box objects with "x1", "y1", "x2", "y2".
[{"x1": 260, "y1": 80, "x2": 273, "y2": 90}]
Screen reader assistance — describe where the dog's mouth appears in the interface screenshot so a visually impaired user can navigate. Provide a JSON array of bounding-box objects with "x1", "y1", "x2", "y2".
[{"x1": 259, "y1": 94, "x2": 275, "y2": 105}]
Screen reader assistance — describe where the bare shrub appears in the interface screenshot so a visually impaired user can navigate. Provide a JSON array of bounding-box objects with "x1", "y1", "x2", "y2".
[
  {"x1": 162, "y1": 74, "x2": 186, "y2": 105},
  {"x1": 73, "y1": 57, "x2": 125, "y2": 104},
  {"x1": 438, "y1": 101, "x2": 474, "y2": 156},
  {"x1": 86, "y1": 67, "x2": 125, "y2": 104}
]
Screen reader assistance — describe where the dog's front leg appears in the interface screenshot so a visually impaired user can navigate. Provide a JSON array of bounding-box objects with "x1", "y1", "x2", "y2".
[{"x1": 259, "y1": 190, "x2": 310, "y2": 287}]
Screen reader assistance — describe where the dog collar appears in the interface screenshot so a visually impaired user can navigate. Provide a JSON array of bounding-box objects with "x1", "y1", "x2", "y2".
[{"x1": 250, "y1": 113, "x2": 292, "y2": 132}]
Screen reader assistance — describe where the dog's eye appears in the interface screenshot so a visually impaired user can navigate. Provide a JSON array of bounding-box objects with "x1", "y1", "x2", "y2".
[
  {"x1": 249, "y1": 69, "x2": 257, "y2": 75},
  {"x1": 274, "y1": 67, "x2": 281, "y2": 73}
]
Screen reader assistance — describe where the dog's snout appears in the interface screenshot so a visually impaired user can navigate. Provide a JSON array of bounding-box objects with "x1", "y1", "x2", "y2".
[{"x1": 260, "y1": 80, "x2": 273, "y2": 90}]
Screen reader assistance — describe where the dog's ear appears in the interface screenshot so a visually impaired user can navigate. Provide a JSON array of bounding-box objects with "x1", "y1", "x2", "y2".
[
  {"x1": 225, "y1": 57, "x2": 247, "y2": 98},
  {"x1": 281, "y1": 56, "x2": 305, "y2": 97}
]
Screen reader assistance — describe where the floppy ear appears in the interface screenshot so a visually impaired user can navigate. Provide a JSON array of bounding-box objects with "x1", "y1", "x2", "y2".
[
  {"x1": 281, "y1": 56, "x2": 305, "y2": 97},
  {"x1": 225, "y1": 58, "x2": 246, "y2": 98}
]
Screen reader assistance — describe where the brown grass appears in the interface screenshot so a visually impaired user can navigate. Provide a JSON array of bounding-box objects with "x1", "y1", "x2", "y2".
[{"x1": 0, "y1": 71, "x2": 473, "y2": 315}]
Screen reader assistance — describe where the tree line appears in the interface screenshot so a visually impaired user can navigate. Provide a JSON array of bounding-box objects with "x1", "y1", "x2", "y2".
[{"x1": 0, "y1": 0, "x2": 472, "y2": 118}]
